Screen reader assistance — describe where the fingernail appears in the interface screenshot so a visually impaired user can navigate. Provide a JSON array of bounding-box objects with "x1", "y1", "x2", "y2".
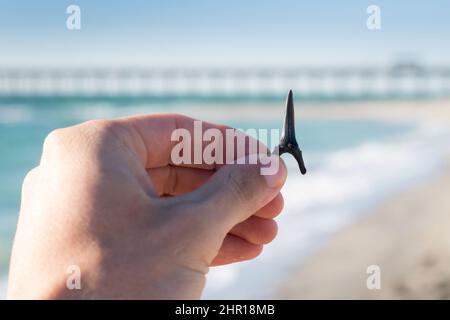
[{"x1": 263, "y1": 156, "x2": 286, "y2": 188}]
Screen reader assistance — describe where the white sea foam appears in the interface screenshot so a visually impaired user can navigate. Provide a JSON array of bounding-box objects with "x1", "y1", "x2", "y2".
[
  {"x1": 0, "y1": 106, "x2": 33, "y2": 124},
  {"x1": 203, "y1": 121, "x2": 450, "y2": 299},
  {"x1": 2, "y1": 100, "x2": 450, "y2": 299}
]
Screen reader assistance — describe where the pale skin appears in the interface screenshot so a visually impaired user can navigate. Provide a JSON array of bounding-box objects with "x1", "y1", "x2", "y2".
[{"x1": 7, "y1": 114, "x2": 287, "y2": 299}]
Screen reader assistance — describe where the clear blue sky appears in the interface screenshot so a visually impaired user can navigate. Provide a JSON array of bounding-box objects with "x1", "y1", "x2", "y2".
[{"x1": 0, "y1": 0, "x2": 449, "y2": 67}]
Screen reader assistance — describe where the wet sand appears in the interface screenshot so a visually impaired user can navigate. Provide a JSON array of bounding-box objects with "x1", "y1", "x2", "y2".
[
  {"x1": 2, "y1": 98, "x2": 450, "y2": 300},
  {"x1": 277, "y1": 99, "x2": 450, "y2": 299}
]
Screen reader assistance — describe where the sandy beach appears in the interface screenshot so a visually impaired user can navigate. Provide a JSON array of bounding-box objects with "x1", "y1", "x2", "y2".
[
  {"x1": 277, "y1": 99, "x2": 450, "y2": 299},
  {"x1": 1, "y1": 98, "x2": 450, "y2": 300},
  {"x1": 182, "y1": 98, "x2": 450, "y2": 124}
]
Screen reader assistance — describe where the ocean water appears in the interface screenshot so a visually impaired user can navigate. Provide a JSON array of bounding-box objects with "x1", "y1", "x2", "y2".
[
  {"x1": 205, "y1": 120, "x2": 450, "y2": 298},
  {"x1": 1, "y1": 96, "x2": 449, "y2": 299}
]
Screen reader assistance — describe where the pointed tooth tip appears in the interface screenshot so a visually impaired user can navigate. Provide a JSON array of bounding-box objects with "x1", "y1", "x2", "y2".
[{"x1": 286, "y1": 90, "x2": 293, "y2": 106}]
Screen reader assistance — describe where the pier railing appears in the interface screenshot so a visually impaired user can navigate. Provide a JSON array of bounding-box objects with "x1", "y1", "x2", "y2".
[{"x1": 1, "y1": 65, "x2": 449, "y2": 97}]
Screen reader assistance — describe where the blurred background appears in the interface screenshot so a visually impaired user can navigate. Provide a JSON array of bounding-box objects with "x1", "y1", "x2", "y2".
[{"x1": 1, "y1": 0, "x2": 450, "y2": 299}]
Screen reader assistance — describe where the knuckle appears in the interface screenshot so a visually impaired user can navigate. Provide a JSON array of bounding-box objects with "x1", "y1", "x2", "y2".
[
  {"x1": 81, "y1": 119, "x2": 113, "y2": 132},
  {"x1": 227, "y1": 171, "x2": 248, "y2": 203},
  {"x1": 225, "y1": 167, "x2": 260, "y2": 205},
  {"x1": 42, "y1": 128, "x2": 80, "y2": 160},
  {"x1": 78, "y1": 119, "x2": 115, "y2": 140},
  {"x1": 79, "y1": 119, "x2": 126, "y2": 145},
  {"x1": 22, "y1": 166, "x2": 39, "y2": 191},
  {"x1": 42, "y1": 128, "x2": 67, "y2": 152},
  {"x1": 42, "y1": 119, "x2": 117, "y2": 158}
]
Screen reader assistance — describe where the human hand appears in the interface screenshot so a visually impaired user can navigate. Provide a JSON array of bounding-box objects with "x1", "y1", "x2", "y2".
[{"x1": 7, "y1": 114, "x2": 286, "y2": 299}]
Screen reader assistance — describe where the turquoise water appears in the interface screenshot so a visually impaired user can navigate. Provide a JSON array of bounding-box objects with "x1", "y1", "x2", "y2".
[{"x1": 0, "y1": 96, "x2": 413, "y2": 275}]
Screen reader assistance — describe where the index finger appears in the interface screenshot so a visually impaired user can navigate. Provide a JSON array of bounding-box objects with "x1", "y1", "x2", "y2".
[{"x1": 117, "y1": 113, "x2": 269, "y2": 170}]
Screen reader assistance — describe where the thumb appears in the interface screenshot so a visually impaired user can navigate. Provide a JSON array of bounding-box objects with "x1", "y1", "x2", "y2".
[{"x1": 189, "y1": 154, "x2": 287, "y2": 233}]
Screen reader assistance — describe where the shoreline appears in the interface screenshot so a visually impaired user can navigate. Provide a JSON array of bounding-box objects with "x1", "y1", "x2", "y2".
[
  {"x1": 204, "y1": 99, "x2": 450, "y2": 299},
  {"x1": 277, "y1": 99, "x2": 450, "y2": 299},
  {"x1": 277, "y1": 155, "x2": 450, "y2": 299},
  {"x1": 2, "y1": 98, "x2": 450, "y2": 300},
  {"x1": 174, "y1": 98, "x2": 450, "y2": 124},
  {"x1": 276, "y1": 101, "x2": 450, "y2": 299}
]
